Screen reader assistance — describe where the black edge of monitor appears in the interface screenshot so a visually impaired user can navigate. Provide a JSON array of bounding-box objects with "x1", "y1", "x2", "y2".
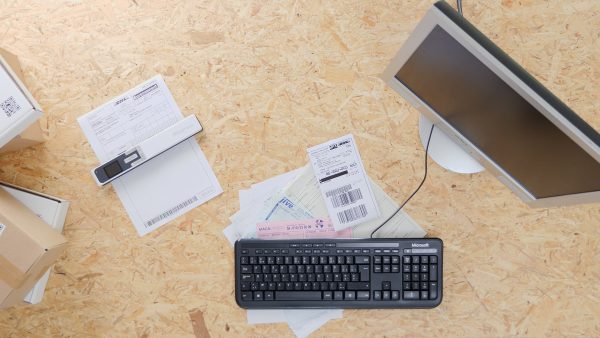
[{"x1": 433, "y1": 0, "x2": 600, "y2": 148}]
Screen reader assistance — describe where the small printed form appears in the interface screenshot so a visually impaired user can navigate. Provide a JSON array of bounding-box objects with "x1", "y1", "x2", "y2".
[
  {"x1": 78, "y1": 75, "x2": 222, "y2": 236},
  {"x1": 256, "y1": 218, "x2": 352, "y2": 240},
  {"x1": 307, "y1": 134, "x2": 380, "y2": 230}
]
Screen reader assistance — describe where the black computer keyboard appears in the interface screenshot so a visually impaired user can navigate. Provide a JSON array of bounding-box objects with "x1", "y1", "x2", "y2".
[{"x1": 235, "y1": 238, "x2": 443, "y2": 309}]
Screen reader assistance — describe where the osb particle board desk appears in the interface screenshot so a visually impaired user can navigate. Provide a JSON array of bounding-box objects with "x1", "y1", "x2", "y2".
[{"x1": 1, "y1": 1, "x2": 599, "y2": 336}]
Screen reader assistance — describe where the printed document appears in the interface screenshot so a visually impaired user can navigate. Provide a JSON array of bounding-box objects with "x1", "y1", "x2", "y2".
[
  {"x1": 78, "y1": 75, "x2": 222, "y2": 236},
  {"x1": 307, "y1": 134, "x2": 380, "y2": 230}
]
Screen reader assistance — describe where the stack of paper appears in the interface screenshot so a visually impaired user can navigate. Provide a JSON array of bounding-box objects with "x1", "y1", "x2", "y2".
[{"x1": 223, "y1": 165, "x2": 426, "y2": 337}]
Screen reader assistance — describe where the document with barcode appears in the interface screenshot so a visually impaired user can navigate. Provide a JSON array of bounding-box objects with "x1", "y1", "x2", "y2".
[
  {"x1": 307, "y1": 134, "x2": 380, "y2": 230},
  {"x1": 78, "y1": 75, "x2": 222, "y2": 236}
]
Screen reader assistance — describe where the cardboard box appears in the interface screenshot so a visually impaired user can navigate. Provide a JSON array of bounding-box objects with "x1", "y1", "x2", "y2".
[
  {"x1": 0, "y1": 48, "x2": 45, "y2": 153},
  {"x1": 0, "y1": 187, "x2": 67, "y2": 309},
  {"x1": 0, "y1": 182, "x2": 69, "y2": 305}
]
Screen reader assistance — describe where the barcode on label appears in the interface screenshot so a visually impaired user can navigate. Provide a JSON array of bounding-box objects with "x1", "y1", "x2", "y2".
[
  {"x1": 325, "y1": 184, "x2": 352, "y2": 198},
  {"x1": 145, "y1": 195, "x2": 198, "y2": 227},
  {"x1": 329, "y1": 188, "x2": 363, "y2": 208},
  {"x1": 1, "y1": 96, "x2": 20, "y2": 118},
  {"x1": 337, "y1": 204, "x2": 368, "y2": 224}
]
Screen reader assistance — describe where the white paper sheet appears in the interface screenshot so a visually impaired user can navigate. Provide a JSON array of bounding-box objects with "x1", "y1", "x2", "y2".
[
  {"x1": 78, "y1": 75, "x2": 222, "y2": 236},
  {"x1": 307, "y1": 134, "x2": 380, "y2": 230}
]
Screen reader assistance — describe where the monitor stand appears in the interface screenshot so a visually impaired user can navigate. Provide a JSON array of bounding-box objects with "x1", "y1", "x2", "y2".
[{"x1": 418, "y1": 114, "x2": 485, "y2": 174}]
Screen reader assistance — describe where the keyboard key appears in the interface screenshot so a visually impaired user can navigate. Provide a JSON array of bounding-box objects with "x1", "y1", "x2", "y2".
[
  {"x1": 420, "y1": 264, "x2": 429, "y2": 273},
  {"x1": 373, "y1": 291, "x2": 382, "y2": 300},
  {"x1": 403, "y1": 273, "x2": 410, "y2": 281},
  {"x1": 344, "y1": 291, "x2": 356, "y2": 300},
  {"x1": 355, "y1": 256, "x2": 370, "y2": 264},
  {"x1": 383, "y1": 256, "x2": 391, "y2": 264},
  {"x1": 241, "y1": 292, "x2": 251, "y2": 301},
  {"x1": 421, "y1": 256, "x2": 429, "y2": 264},
  {"x1": 323, "y1": 291, "x2": 333, "y2": 300},
  {"x1": 265, "y1": 291, "x2": 274, "y2": 300},
  {"x1": 421, "y1": 291, "x2": 429, "y2": 300},
  {"x1": 241, "y1": 282, "x2": 250, "y2": 291},
  {"x1": 391, "y1": 256, "x2": 400, "y2": 264},
  {"x1": 430, "y1": 256, "x2": 438, "y2": 264},
  {"x1": 241, "y1": 256, "x2": 249, "y2": 264},
  {"x1": 383, "y1": 265, "x2": 391, "y2": 273},
  {"x1": 403, "y1": 291, "x2": 419, "y2": 300},
  {"x1": 374, "y1": 265, "x2": 382, "y2": 273},
  {"x1": 276, "y1": 291, "x2": 322, "y2": 300},
  {"x1": 429, "y1": 282, "x2": 438, "y2": 299},
  {"x1": 241, "y1": 249, "x2": 249, "y2": 254},
  {"x1": 411, "y1": 256, "x2": 420, "y2": 264},
  {"x1": 421, "y1": 282, "x2": 429, "y2": 290},
  {"x1": 334, "y1": 291, "x2": 344, "y2": 300},
  {"x1": 359, "y1": 265, "x2": 370, "y2": 282},
  {"x1": 403, "y1": 265, "x2": 411, "y2": 273},
  {"x1": 374, "y1": 256, "x2": 382, "y2": 264},
  {"x1": 347, "y1": 282, "x2": 371, "y2": 290},
  {"x1": 403, "y1": 282, "x2": 411, "y2": 290},
  {"x1": 421, "y1": 273, "x2": 428, "y2": 281},
  {"x1": 254, "y1": 291, "x2": 263, "y2": 300},
  {"x1": 403, "y1": 256, "x2": 411, "y2": 264},
  {"x1": 241, "y1": 274, "x2": 253, "y2": 282},
  {"x1": 391, "y1": 290, "x2": 400, "y2": 300},
  {"x1": 412, "y1": 282, "x2": 419, "y2": 290},
  {"x1": 391, "y1": 265, "x2": 400, "y2": 273},
  {"x1": 430, "y1": 265, "x2": 438, "y2": 281},
  {"x1": 382, "y1": 291, "x2": 390, "y2": 300},
  {"x1": 357, "y1": 291, "x2": 370, "y2": 300},
  {"x1": 412, "y1": 265, "x2": 420, "y2": 273}
]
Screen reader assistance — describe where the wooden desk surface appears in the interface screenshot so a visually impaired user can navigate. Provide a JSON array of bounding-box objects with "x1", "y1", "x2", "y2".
[{"x1": 1, "y1": 1, "x2": 599, "y2": 336}]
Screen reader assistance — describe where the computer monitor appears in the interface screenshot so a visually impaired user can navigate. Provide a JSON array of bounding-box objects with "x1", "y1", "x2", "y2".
[{"x1": 382, "y1": 1, "x2": 600, "y2": 208}]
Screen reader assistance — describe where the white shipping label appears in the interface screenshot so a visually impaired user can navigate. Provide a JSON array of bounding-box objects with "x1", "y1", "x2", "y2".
[
  {"x1": 0, "y1": 223, "x2": 5, "y2": 237},
  {"x1": 307, "y1": 134, "x2": 380, "y2": 230}
]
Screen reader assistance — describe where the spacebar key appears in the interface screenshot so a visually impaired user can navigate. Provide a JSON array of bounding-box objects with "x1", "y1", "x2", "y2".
[{"x1": 275, "y1": 291, "x2": 322, "y2": 300}]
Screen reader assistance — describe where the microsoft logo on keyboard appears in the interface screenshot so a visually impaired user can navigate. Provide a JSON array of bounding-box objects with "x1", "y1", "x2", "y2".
[{"x1": 411, "y1": 243, "x2": 429, "y2": 248}]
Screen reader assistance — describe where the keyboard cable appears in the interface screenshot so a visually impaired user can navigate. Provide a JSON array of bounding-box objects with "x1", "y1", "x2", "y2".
[{"x1": 370, "y1": 124, "x2": 435, "y2": 238}]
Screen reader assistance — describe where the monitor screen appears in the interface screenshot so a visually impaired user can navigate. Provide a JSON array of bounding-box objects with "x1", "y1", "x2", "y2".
[{"x1": 394, "y1": 25, "x2": 600, "y2": 199}]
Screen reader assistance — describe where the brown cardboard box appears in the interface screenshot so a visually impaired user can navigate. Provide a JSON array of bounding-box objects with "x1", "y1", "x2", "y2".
[
  {"x1": 0, "y1": 48, "x2": 45, "y2": 153},
  {"x1": 0, "y1": 188, "x2": 67, "y2": 309}
]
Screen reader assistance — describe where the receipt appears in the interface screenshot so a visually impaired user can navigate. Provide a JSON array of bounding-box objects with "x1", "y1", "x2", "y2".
[
  {"x1": 256, "y1": 218, "x2": 352, "y2": 239},
  {"x1": 307, "y1": 134, "x2": 380, "y2": 230}
]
